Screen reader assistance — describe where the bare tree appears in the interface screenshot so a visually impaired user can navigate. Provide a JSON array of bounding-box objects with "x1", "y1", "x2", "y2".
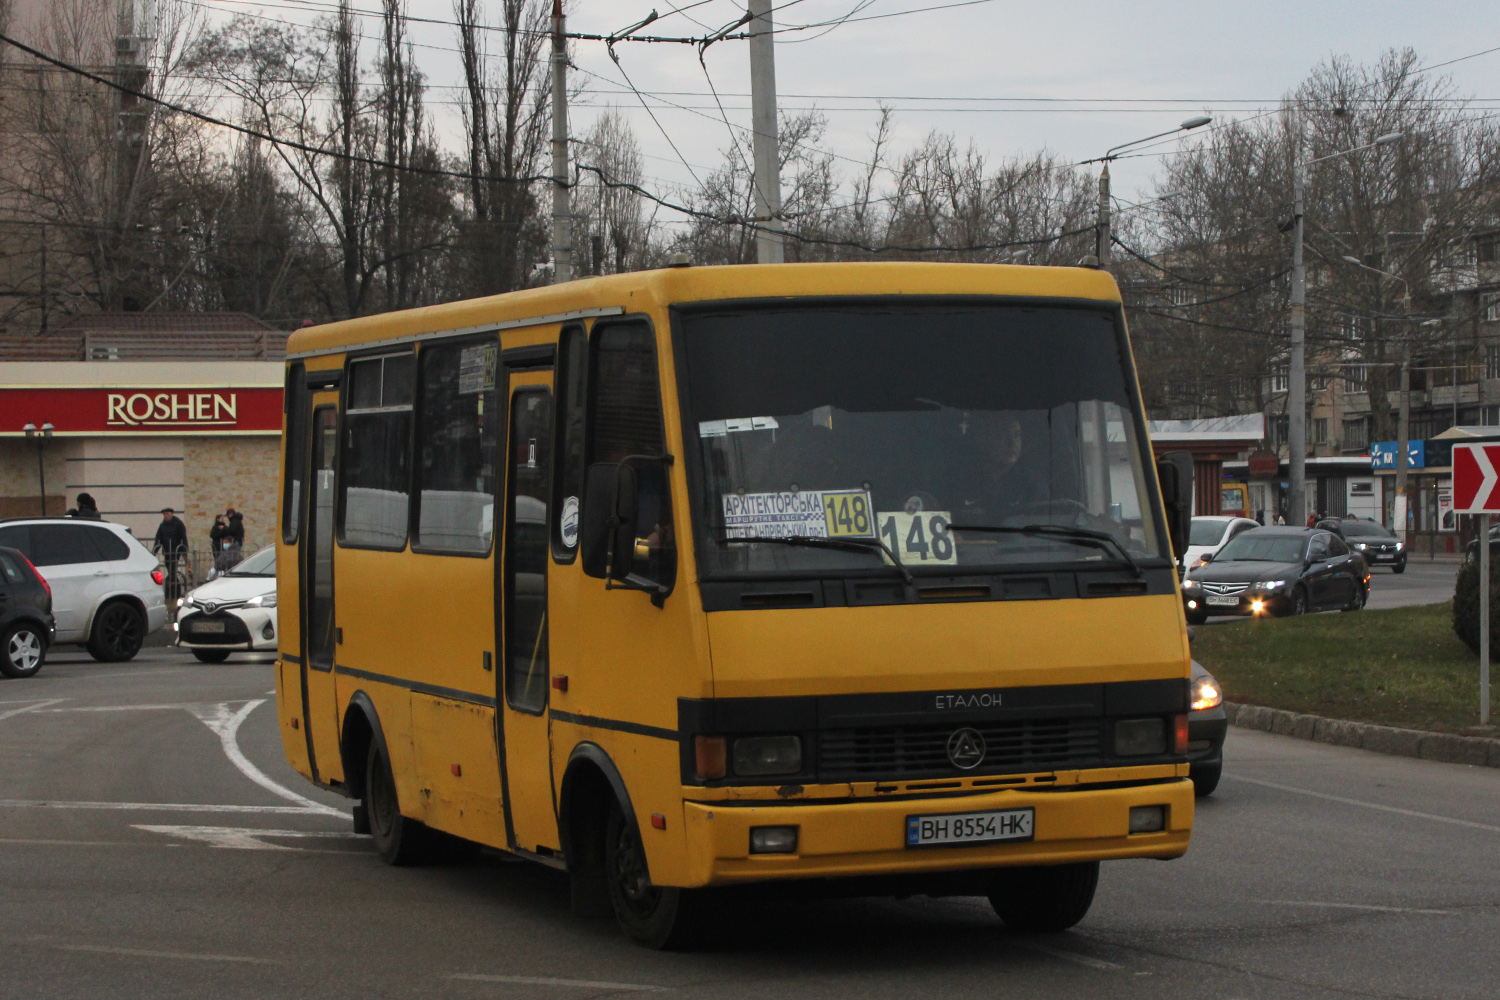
[{"x1": 452, "y1": 0, "x2": 550, "y2": 294}]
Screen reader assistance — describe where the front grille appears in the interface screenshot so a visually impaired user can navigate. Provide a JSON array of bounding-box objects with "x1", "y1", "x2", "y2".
[
  {"x1": 818, "y1": 717, "x2": 1102, "y2": 781},
  {"x1": 1201, "y1": 582, "x2": 1249, "y2": 596},
  {"x1": 181, "y1": 613, "x2": 251, "y2": 645}
]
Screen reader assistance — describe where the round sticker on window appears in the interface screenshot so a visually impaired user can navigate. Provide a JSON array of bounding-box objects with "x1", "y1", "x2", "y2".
[{"x1": 560, "y1": 495, "x2": 580, "y2": 548}]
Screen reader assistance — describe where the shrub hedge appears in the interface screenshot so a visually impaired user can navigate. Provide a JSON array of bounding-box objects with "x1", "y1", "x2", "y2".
[{"x1": 1451, "y1": 558, "x2": 1500, "y2": 657}]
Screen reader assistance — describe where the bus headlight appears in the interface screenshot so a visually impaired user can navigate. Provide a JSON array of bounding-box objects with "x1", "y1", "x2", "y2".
[
  {"x1": 733, "y1": 735, "x2": 802, "y2": 776},
  {"x1": 749, "y1": 826, "x2": 798, "y2": 854},
  {"x1": 1114, "y1": 718, "x2": 1166, "y2": 756}
]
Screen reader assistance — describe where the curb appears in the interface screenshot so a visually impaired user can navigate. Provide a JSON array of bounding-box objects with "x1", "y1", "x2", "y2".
[{"x1": 1225, "y1": 702, "x2": 1500, "y2": 768}]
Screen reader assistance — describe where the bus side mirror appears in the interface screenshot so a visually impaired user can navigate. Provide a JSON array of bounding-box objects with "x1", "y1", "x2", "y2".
[
  {"x1": 581, "y1": 462, "x2": 637, "y2": 581},
  {"x1": 1157, "y1": 451, "x2": 1194, "y2": 560}
]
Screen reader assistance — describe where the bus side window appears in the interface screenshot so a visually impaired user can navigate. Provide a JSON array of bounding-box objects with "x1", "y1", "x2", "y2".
[
  {"x1": 282, "y1": 362, "x2": 307, "y2": 544},
  {"x1": 551, "y1": 324, "x2": 587, "y2": 561},
  {"x1": 340, "y1": 352, "x2": 415, "y2": 550},
  {"x1": 414, "y1": 339, "x2": 498, "y2": 554},
  {"x1": 584, "y1": 321, "x2": 675, "y2": 592}
]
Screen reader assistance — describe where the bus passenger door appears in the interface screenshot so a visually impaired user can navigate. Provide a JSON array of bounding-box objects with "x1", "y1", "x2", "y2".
[
  {"x1": 301, "y1": 402, "x2": 343, "y2": 783},
  {"x1": 499, "y1": 373, "x2": 558, "y2": 852}
]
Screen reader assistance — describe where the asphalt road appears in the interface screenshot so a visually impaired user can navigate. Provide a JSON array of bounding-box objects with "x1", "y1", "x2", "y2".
[{"x1": 2, "y1": 646, "x2": 1498, "y2": 999}]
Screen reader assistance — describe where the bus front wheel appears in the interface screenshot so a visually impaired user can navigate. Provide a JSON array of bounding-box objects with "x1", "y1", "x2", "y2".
[
  {"x1": 604, "y1": 802, "x2": 706, "y2": 949},
  {"x1": 988, "y1": 861, "x2": 1099, "y2": 933}
]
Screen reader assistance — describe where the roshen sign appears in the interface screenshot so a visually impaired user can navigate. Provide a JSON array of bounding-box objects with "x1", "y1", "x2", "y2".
[
  {"x1": 108, "y1": 391, "x2": 241, "y2": 427},
  {"x1": 0, "y1": 387, "x2": 283, "y2": 434}
]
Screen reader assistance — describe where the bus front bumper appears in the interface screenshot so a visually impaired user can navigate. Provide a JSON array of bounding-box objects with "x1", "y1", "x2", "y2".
[{"x1": 681, "y1": 778, "x2": 1193, "y2": 886}]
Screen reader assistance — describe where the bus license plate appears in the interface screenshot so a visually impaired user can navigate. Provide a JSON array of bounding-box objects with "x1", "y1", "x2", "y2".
[
  {"x1": 1205, "y1": 594, "x2": 1239, "y2": 606},
  {"x1": 906, "y1": 808, "x2": 1034, "y2": 847},
  {"x1": 194, "y1": 621, "x2": 226, "y2": 633}
]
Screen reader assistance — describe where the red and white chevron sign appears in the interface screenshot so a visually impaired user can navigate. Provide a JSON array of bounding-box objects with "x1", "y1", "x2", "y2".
[{"x1": 1453, "y1": 443, "x2": 1500, "y2": 513}]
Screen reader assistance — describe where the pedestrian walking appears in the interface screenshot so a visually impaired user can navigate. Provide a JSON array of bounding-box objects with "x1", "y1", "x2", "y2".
[
  {"x1": 66, "y1": 493, "x2": 102, "y2": 520},
  {"x1": 153, "y1": 508, "x2": 188, "y2": 601}
]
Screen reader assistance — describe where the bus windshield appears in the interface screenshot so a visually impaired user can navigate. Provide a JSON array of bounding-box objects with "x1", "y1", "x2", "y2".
[{"x1": 678, "y1": 303, "x2": 1165, "y2": 576}]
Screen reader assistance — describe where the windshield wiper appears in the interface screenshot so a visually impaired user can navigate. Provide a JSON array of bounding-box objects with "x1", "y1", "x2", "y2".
[
  {"x1": 946, "y1": 523, "x2": 1142, "y2": 578},
  {"x1": 717, "y1": 534, "x2": 914, "y2": 585}
]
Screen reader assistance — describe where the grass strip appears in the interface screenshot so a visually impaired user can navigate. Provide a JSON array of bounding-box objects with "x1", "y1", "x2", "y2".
[{"x1": 1190, "y1": 602, "x2": 1493, "y2": 736}]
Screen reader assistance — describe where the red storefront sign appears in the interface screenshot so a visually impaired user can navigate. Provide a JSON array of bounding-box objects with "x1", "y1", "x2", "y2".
[{"x1": 0, "y1": 387, "x2": 283, "y2": 434}]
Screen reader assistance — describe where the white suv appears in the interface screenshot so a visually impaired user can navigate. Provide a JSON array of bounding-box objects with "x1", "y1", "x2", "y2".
[{"x1": 0, "y1": 518, "x2": 169, "y2": 661}]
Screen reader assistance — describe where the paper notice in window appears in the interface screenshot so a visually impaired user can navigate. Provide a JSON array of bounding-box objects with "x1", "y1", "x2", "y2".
[
  {"x1": 458, "y1": 343, "x2": 497, "y2": 395},
  {"x1": 723, "y1": 489, "x2": 874, "y2": 539}
]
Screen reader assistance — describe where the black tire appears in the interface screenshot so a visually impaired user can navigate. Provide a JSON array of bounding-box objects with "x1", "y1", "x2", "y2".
[
  {"x1": 192, "y1": 649, "x2": 232, "y2": 663},
  {"x1": 1191, "y1": 761, "x2": 1222, "y2": 797},
  {"x1": 1185, "y1": 607, "x2": 1208, "y2": 626},
  {"x1": 1282, "y1": 586, "x2": 1308, "y2": 617},
  {"x1": 1342, "y1": 583, "x2": 1367, "y2": 613},
  {"x1": 365, "y1": 740, "x2": 435, "y2": 866},
  {"x1": 605, "y1": 801, "x2": 706, "y2": 949},
  {"x1": 1392, "y1": 563, "x2": 1406, "y2": 574},
  {"x1": 0, "y1": 622, "x2": 47, "y2": 679},
  {"x1": 86, "y1": 601, "x2": 145, "y2": 662},
  {"x1": 988, "y1": 862, "x2": 1100, "y2": 933}
]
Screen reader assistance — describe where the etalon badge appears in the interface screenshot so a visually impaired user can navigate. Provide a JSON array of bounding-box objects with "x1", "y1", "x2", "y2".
[{"x1": 946, "y1": 727, "x2": 986, "y2": 769}]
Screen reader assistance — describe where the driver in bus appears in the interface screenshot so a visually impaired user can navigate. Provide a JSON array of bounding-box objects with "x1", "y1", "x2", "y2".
[{"x1": 954, "y1": 411, "x2": 1044, "y2": 519}]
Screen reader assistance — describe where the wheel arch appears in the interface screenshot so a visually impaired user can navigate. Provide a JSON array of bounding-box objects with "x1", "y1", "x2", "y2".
[
  {"x1": 83, "y1": 592, "x2": 148, "y2": 636},
  {"x1": 559, "y1": 742, "x2": 639, "y2": 876},
  {"x1": 340, "y1": 690, "x2": 390, "y2": 800}
]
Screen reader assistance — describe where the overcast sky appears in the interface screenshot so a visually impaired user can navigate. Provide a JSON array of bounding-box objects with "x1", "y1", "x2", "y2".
[{"x1": 210, "y1": 0, "x2": 1500, "y2": 226}]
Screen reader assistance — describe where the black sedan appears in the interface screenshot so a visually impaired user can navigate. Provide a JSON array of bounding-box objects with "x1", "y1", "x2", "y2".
[
  {"x1": 1335, "y1": 518, "x2": 1407, "y2": 573},
  {"x1": 0, "y1": 544, "x2": 54, "y2": 679},
  {"x1": 1464, "y1": 524, "x2": 1500, "y2": 564},
  {"x1": 1188, "y1": 658, "x2": 1226, "y2": 796},
  {"x1": 1181, "y1": 527, "x2": 1369, "y2": 625}
]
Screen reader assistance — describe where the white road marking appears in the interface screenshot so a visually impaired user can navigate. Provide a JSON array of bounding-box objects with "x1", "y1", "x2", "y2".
[
  {"x1": 1227, "y1": 775, "x2": 1500, "y2": 834},
  {"x1": 1258, "y1": 900, "x2": 1455, "y2": 916},
  {"x1": 188, "y1": 701, "x2": 346, "y2": 817},
  {"x1": 1014, "y1": 942, "x2": 1122, "y2": 970},
  {"x1": 133, "y1": 824, "x2": 369, "y2": 850},
  {"x1": 449, "y1": 974, "x2": 665, "y2": 991},
  {"x1": 37, "y1": 703, "x2": 237, "y2": 712},
  {"x1": 53, "y1": 943, "x2": 283, "y2": 964},
  {"x1": 0, "y1": 799, "x2": 346, "y2": 815},
  {"x1": 0, "y1": 699, "x2": 65, "y2": 721}
]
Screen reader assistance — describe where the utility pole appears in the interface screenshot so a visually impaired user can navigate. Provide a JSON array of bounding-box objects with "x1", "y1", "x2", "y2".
[
  {"x1": 1395, "y1": 346, "x2": 1411, "y2": 539},
  {"x1": 549, "y1": 0, "x2": 572, "y2": 283},
  {"x1": 1288, "y1": 166, "x2": 1307, "y2": 526},
  {"x1": 747, "y1": 0, "x2": 784, "y2": 263},
  {"x1": 1096, "y1": 164, "x2": 1110, "y2": 269}
]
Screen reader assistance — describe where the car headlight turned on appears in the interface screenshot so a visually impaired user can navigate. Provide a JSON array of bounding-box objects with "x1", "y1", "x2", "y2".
[
  {"x1": 733, "y1": 735, "x2": 802, "y2": 776},
  {"x1": 1192, "y1": 677, "x2": 1223, "y2": 711},
  {"x1": 1114, "y1": 718, "x2": 1166, "y2": 756},
  {"x1": 1253, "y1": 580, "x2": 1285, "y2": 591},
  {"x1": 244, "y1": 593, "x2": 277, "y2": 609}
]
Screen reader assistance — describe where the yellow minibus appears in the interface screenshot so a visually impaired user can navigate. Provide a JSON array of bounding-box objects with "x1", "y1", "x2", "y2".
[{"x1": 275, "y1": 261, "x2": 1197, "y2": 948}]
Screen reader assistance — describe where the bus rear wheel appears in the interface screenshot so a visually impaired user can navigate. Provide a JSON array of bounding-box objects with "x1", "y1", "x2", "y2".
[
  {"x1": 604, "y1": 802, "x2": 705, "y2": 949},
  {"x1": 365, "y1": 741, "x2": 434, "y2": 866},
  {"x1": 988, "y1": 861, "x2": 1099, "y2": 933}
]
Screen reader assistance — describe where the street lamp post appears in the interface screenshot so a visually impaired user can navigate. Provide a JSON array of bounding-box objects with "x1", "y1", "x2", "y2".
[
  {"x1": 1082, "y1": 117, "x2": 1211, "y2": 270},
  {"x1": 1341, "y1": 255, "x2": 1413, "y2": 538},
  {"x1": 22, "y1": 421, "x2": 55, "y2": 516},
  {"x1": 1286, "y1": 131, "x2": 1402, "y2": 528}
]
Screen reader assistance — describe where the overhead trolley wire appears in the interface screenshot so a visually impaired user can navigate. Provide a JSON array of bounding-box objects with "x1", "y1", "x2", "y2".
[{"x1": 0, "y1": 31, "x2": 1091, "y2": 257}]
